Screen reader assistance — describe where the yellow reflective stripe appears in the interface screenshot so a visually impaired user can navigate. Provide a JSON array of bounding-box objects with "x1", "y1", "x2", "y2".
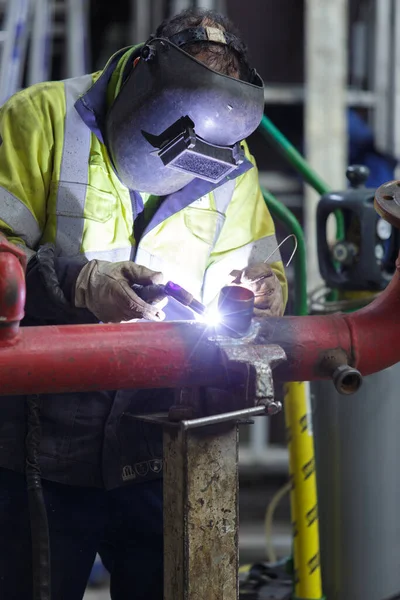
[
  {"x1": 56, "y1": 74, "x2": 93, "y2": 256},
  {"x1": 202, "y1": 234, "x2": 280, "y2": 305},
  {"x1": 0, "y1": 186, "x2": 41, "y2": 247}
]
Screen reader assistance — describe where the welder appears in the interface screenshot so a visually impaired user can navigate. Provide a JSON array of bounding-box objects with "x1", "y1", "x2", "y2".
[{"x1": 0, "y1": 8, "x2": 287, "y2": 599}]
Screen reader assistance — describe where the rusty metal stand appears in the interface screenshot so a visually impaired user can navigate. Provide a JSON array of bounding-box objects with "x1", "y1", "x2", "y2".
[
  {"x1": 136, "y1": 409, "x2": 260, "y2": 600},
  {"x1": 164, "y1": 420, "x2": 239, "y2": 600},
  {"x1": 130, "y1": 338, "x2": 286, "y2": 600},
  {"x1": 136, "y1": 405, "x2": 283, "y2": 599}
]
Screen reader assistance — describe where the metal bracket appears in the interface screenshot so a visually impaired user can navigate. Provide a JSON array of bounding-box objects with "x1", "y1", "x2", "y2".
[
  {"x1": 130, "y1": 404, "x2": 272, "y2": 430},
  {"x1": 211, "y1": 324, "x2": 287, "y2": 405}
]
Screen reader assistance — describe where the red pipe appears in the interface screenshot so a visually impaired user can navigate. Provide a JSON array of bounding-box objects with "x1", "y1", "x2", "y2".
[
  {"x1": 259, "y1": 313, "x2": 353, "y2": 381},
  {"x1": 260, "y1": 254, "x2": 400, "y2": 381},
  {"x1": 0, "y1": 322, "x2": 227, "y2": 395},
  {"x1": 0, "y1": 238, "x2": 26, "y2": 342},
  {"x1": 344, "y1": 255, "x2": 400, "y2": 376},
  {"x1": 263, "y1": 258, "x2": 400, "y2": 381},
  {"x1": 0, "y1": 237, "x2": 398, "y2": 395}
]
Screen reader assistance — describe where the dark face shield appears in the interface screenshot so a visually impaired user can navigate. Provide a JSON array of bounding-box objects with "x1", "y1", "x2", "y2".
[
  {"x1": 104, "y1": 37, "x2": 265, "y2": 195},
  {"x1": 153, "y1": 115, "x2": 245, "y2": 184}
]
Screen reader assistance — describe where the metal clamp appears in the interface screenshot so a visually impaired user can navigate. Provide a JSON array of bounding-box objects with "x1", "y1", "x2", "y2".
[{"x1": 211, "y1": 323, "x2": 286, "y2": 405}]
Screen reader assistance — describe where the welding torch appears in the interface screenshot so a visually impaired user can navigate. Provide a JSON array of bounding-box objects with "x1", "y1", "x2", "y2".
[{"x1": 133, "y1": 280, "x2": 206, "y2": 316}]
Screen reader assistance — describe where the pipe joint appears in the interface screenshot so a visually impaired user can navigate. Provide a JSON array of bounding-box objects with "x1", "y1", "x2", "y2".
[
  {"x1": 0, "y1": 235, "x2": 26, "y2": 343},
  {"x1": 332, "y1": 364, "x2": 363, "y2": 395},
  {"x1": 317, "y1": 347, "x2": 363, "y2": 395}
]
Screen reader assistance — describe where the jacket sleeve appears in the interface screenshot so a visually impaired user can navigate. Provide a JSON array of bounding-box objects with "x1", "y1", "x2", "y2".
[
  {"x1": 0, "y1": 90, "x2": 93, "y2": 325},
  {"x1": 202, "y1": 145, "x2": 288, "y2": 310}
]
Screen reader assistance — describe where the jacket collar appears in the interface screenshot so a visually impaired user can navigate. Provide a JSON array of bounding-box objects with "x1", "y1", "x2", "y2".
[{"x1": 74, "y1": 46, "x2": 137, "y2": 144}]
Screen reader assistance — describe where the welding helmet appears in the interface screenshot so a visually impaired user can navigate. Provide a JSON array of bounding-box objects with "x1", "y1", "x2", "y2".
[{"x1": 104, "y1": 27, "x2": 265, "y2": 195}]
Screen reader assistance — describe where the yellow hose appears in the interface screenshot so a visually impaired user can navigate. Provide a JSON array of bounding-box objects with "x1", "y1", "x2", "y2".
[{"x1": 284, "y1": 381, "x2": 323, "y2": 599}]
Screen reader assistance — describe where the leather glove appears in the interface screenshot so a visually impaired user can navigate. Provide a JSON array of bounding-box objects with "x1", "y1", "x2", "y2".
[
  {"x1": 230, "y1": 263, "x2": 284, "y2": 317},
  {"x1": 74, "y1": 260, "x2": 166, "y2": 323}
]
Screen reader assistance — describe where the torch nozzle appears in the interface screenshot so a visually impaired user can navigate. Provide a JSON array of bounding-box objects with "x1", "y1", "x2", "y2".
[
  {"x1": 133, "y1": 281, "x2": 206, "y2": 316},
  {"x1": 163, "y1": 281, "x2": 206, "y2": 315}
]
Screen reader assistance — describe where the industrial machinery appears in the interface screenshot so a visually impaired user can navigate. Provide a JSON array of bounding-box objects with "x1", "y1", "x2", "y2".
[
  {"x1": 310, "y1": 167, "x2": 400, "y2": 600},
  {"x1": 317, "y1": 164, "x2": 398, "y2": 292},
  {"x1": 0, "y1": 177, "x2": 399, "y2": 599}
]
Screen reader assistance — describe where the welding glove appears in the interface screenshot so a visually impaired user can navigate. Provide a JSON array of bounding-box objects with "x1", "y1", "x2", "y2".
[
  {"x1": 230, "y1": 263, "x2": 284, "y2": 317},
  {"x1": 74, "y1": 260, "x2": 166, "y2": 323}
]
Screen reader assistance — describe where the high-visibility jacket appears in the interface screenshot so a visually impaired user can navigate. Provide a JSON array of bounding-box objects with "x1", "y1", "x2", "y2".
[
  {"x1": 0, "y1": 46, "x2": 287, "y2": 488},
  {"x1": 0, "y1": 46, "x2": 287, "y2": 307}
]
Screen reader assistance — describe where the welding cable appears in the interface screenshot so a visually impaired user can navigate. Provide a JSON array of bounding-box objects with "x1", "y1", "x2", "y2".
[
  {"x1": 264, "y1": 481, "x2": 291, "y2": 564},
  {"x1": 25, "y1": 395, "x2": 51, "y2": 600},
  {"x1": 308, "y1": 284, "x2": 378, "y2": 314},
  {"x1": 258, "y1": 114, "x2": 345, "y2": 241}
]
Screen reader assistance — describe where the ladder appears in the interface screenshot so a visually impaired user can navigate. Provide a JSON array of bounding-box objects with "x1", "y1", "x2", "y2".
[
  {"x1": 0, "y1": 0, "x2": 89, "y2": 106},
  {"x1": 0, "y1": 0, "x2": 32, "y2": 105}
]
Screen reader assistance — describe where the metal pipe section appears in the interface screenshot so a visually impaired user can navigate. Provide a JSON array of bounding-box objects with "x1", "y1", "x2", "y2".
[
  {"x1": 0, "y1": 270, "x2": 395, "y2": 394},
  {"x1": 344, "y1": 255, "x2": 400, "y2": 376},
  {"x1": 0, "y1": 265, "x2": 398, "y2": 394},
  {"x1": 0, "y1": 241, "x2": 398, "y2": 395},
  {"x1": 261, "y1": 253, "x2": 400, "y2": 383},
  {"x1": 0, "y1": 242, "x2": 26, "y2": 342},
  {"x1": 218, "y1": 285, "x2": 254, "y2": 338},
  {"x1": 0, "y1": 322, "x2": 227, "y2": 395}
]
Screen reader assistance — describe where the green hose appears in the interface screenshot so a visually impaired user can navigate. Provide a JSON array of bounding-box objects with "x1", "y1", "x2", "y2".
[
  {"x1": 258, "y1": 115, "x2": 345, "y2": 241},
  {"x1": 259, "y1": 115, "x2": 329, "y2": 197},
  {"x1": 262, "y1": 188, "x2": 308, "y2": 317},
  {"x1": 259, "y1": 114, "x2": 345, "y2": 302}
]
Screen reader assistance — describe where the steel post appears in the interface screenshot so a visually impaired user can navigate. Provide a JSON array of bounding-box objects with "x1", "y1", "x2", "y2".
[
  {"x1": 164, "y1": 421, "x2": 239, "y2": 600},
  {"x1": 304, "y1": 0, "x2": 348, "y2": 291},
  {"x1": 132, "y1": 345, "x2": 285, "y2": 599}
]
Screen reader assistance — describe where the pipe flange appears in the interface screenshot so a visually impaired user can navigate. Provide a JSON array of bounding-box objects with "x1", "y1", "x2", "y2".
[{"x1": 375, "y1": 180, "x2": 400, "y2": 229}]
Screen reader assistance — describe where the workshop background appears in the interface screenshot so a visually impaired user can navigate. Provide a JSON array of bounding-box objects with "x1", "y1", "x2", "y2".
[{"x1": 0, "y1": 0, "x2": 397, "y2": 598}]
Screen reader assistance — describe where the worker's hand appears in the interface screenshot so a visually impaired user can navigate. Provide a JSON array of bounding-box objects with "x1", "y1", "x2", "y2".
[
  {"x1": 230, "y1": 263, "x2": 284, "y2": 317},
  {"x1": 74, "y1": 260, "x2": 166, "y2": 323}
]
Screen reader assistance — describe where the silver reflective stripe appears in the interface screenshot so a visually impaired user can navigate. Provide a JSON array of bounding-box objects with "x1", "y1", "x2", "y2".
[
  {"x1": 0, "y1": 186, "x2": 41, "y2": 248},
  {"x1": 84, "y1": 247, "x2": 132, "y2": 263},
  {"x1": 211, "y1": 179, "x2": 236, "y2": 247},
  {"x1": 202, "y1": 234, "x2": 280, "y2": 305},
  {"x1": 249, "y1": 234, "x2": 281, "y2": 264},
  {"x1": 56, "y1": 74, "x2": 93, "y2": 256},
  {"x1": 16, "y1": 244, "x2": 36, "y2": 263},
  {"x1": 134, "y1": 247, "x2": 163, "y2": 272}
]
